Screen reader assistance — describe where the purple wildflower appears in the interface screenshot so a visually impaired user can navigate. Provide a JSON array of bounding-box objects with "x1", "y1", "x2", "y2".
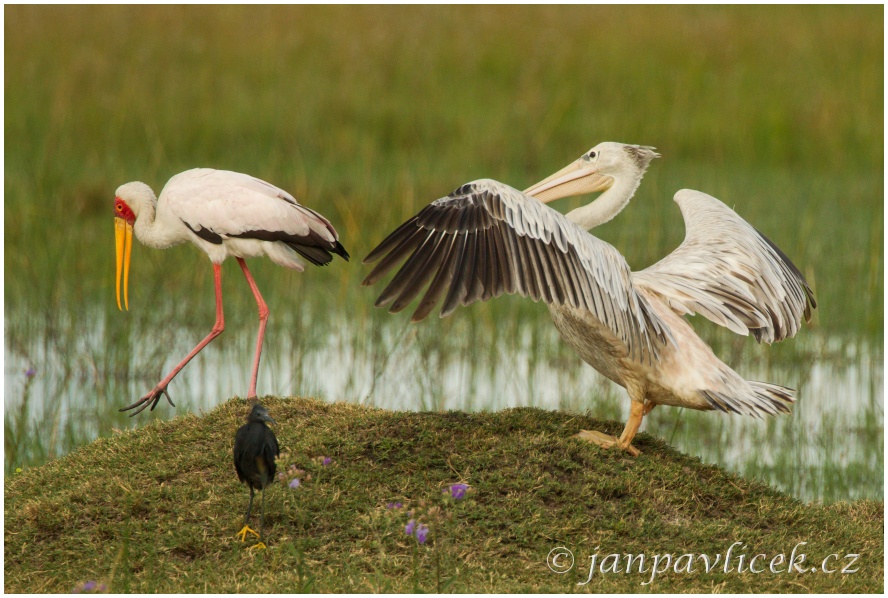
[
  {"x1": 404, "y1": 519, "x2": 416, "y2": 535},
  {"x1": 289, "y1": 478, "x2": 301, "y2": 489},
  {"x1": 386, "y1": 501, "x2": 403, "y2": 510},
  {"x1": 25, "y1": 367, "x2": 35, "y2": 378},
  {"x1": 74, "y1": 581, "x2": 105, "y2": 593},
  {"x1": 321, "y1": 456, "x2": 333, "y2": 466},
  {"x1": 449, "y1": 483, "x2": 469, "y2": 500},
  {"x1": 415, "y1": 524, "x2": 429, "y2": 544}
]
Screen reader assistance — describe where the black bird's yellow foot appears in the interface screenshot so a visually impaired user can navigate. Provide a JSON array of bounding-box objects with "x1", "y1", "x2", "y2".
[
  {"x1": 574, "y1": 429, "x2": 641, "y2": 457},
  {"x1": 248, "y1": 542, "x2": 267, "y2": 551},
  {"x1": 236, "y1": 525, "x2": 260, "y2": 542}
]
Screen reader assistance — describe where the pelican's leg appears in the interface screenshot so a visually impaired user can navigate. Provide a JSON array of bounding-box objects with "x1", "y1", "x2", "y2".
[
  {"x1": 575, "y1": 400, "x2": 646, "y2": 457},
  {"x1": 237, "y1": 486, "x2": 260, "y2": 542},
  {"x1": 237, "y1": 258, "x2": 268, "y2": 399},
  {"x1": 121, "y1": 264, "x2": 226, "y2": 416},
  {"x1": 615, "y1": 401, "x2": 645, "y2": 455}
]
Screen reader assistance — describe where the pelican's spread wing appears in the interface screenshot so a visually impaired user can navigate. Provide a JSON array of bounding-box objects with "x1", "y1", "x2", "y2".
[
  {"x1": 165, "y1": 169, "x2": 348, "y2": 265},
  {"x1": 363, "y1": 179, "x2": 672, "y2": 363},
  {"x1": 633, "y1": 189, "x2": 815, "y2": 343}
]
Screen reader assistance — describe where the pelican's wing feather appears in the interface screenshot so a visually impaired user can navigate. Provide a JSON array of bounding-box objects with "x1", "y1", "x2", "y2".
[
  {"x1": 363, "y1": 179, "x2": 673, "y2": 363},
  {"x1": 163, "y1": 168, "x2": 348, "y2": 264},
  {"x1": 633, "y1": 189, "x2": 815, "y2": 343}
]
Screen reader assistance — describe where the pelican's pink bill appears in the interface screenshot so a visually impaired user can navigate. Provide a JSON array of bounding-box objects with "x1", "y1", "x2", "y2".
[{"x1": 522, "y1": 159, "x2": 613, "y2": 202}]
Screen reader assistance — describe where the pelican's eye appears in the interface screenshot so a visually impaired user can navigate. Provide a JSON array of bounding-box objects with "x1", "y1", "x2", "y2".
[{"x1": 587, "y1": 151, "x2": 597, "y2": 159}]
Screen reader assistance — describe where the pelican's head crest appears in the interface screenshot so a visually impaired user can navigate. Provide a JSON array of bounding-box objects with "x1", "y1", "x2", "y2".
[{"x1": 622, "y1": 144, "x2": 661, "y2": 171}]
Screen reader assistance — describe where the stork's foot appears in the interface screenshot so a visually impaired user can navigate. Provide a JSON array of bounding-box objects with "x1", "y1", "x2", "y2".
[
  {"x1": 119, "y1": 386, "x2": 175, "y2": 416},
  {"x1": 248, "y1": 541, "x2": 268, "y2": 551},
  {"x1": 574, "y1": 429, "x2": 641, "y2": 457},
  {"x1": 236, "y1": 525, "x2": 261, "y2": 542}
]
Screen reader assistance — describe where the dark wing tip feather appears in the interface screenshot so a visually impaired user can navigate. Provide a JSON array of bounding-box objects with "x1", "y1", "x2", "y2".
[
  {"x1": 754, "y1": 227, "x2": 817, "y2": 313},
  {"x1": 289, "y1": 244, "x2": 334, "y2": 266},
  {"x1": 333, "y1": 241, "x2": 350, "y2": 261},
  {"x1": 362, "y1": 225, "x2": 427, "y2": 286},
  {"x1": 228, "y1": 226, "x2": 348, "y2": 267},
  {"x1": 363, "y1": 217, "x2": 421, "y2": 264},
  {"x1": 409, "y1": 235, "x2": 460, "y2": 322},
  {"x1": 288, "y1": 238, "x2": 349, "y2": 267}
]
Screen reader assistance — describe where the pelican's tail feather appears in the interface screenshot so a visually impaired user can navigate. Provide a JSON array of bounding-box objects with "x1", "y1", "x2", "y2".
[{"x1": 700, "y1": 382, "x2": 795, "y2": 418}]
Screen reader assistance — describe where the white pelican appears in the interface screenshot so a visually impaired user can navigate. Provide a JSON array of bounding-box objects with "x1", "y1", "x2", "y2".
[
  {"x1": 114, "y1": 168, "x2": 349, "y2": 415},
  {"x1": 363, "y1": 142, "x2": 815, "y2": 456}
]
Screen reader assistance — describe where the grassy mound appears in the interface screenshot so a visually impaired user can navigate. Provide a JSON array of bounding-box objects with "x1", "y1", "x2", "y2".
[{"x1": 4, "y1": 397, "x2": 883, "y2": 592}]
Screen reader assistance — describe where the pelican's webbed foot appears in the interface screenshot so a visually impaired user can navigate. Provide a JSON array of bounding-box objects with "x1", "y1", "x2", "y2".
[{"x1": 574, "y1": 429, "x2": 641, "y2": 457}]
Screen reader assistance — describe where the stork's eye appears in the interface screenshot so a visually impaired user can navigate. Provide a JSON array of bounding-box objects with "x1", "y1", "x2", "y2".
[{"x1": 116, "y1": 204, "x2": 123, "y2": 212}]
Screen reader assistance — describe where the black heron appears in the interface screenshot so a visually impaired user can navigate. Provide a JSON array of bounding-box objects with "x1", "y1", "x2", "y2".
[{"x1": 233, "y1": 404, "x2": 279, "y2": 548}]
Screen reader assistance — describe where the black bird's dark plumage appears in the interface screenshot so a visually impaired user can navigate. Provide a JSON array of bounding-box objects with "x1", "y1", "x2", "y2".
[{"x1": 233, "y1": 404, "x2": 279, "y2": 544}]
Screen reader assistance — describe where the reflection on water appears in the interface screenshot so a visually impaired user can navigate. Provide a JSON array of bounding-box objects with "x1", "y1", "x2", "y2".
[{"x1": 4, "y1": 310, "x2": 882, "y2": 502}]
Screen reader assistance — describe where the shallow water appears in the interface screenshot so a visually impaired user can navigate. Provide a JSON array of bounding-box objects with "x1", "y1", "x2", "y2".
[{"x1": 5, "y1": 306, "x2": 882, "y2": 503}]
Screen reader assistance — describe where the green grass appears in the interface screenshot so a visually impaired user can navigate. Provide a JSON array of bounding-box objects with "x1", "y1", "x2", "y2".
[
  {"x1": 4, "y1": 5, "x2": 882, "y2": 333},
  {"x1": 4, "y1": 6, "x2": 883, "y2": 497},
  {"x1": 4, "y1": 397, "x2": 883, "y2": 592}
]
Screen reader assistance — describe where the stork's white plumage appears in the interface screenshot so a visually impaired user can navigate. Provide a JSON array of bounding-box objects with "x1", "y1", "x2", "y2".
[
  {"x1": 114, "y1": 168, "x2": 349, "y2": 416},
  {"x1": 363, "y1": 142, "x2": 816, "y2": 456}
]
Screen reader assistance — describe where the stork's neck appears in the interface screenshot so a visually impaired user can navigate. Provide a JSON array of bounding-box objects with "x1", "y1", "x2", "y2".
[
  {"x1": 132, "y1": 193, "x2": 180, "y2": 249},
  {"x1": 565, "y1": 171, "x2": 643, "y2": 230}
]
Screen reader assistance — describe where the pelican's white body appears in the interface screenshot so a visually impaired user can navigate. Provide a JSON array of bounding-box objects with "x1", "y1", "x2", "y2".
[
  {"x1": 548, "y1": 173, "x2": 812, "y2": 416},
  {"x1": 364, "y1": 141, "x2": 813, "y2": 424},
  {"x1": 551, "y1": 294, "x2": 752, "y2": 413}
]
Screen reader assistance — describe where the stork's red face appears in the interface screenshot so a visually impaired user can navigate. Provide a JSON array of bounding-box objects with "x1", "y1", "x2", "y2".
[
  {"x1": 114, "y1": 197, "x2": 136, "y2": 311},
  {"x1": 114, "y1": 197, "x2": 136, "y2": 225}
]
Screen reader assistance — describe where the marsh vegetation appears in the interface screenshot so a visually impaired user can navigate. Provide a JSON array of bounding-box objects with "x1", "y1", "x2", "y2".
[{"x1": 4, "y1": 6, "x2": 883, "y2": 501}]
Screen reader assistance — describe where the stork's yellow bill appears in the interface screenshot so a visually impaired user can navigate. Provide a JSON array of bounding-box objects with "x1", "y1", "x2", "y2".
[{"x1": 114, "y1": 216, "x2": 133, "y2": 311}]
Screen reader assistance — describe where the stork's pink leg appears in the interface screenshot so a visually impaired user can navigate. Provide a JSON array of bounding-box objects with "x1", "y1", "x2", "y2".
[
  {"x1": 120, "y1": 264, "x2": 226, "y2": 416},
  {"x1": 237, "y1": 258, "x2": 268, "y2": 398}
]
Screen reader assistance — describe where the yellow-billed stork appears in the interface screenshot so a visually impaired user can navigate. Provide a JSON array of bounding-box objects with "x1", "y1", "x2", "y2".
[{"x1": 114, "y1": 168, "x2": 349, "y2": 416}]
